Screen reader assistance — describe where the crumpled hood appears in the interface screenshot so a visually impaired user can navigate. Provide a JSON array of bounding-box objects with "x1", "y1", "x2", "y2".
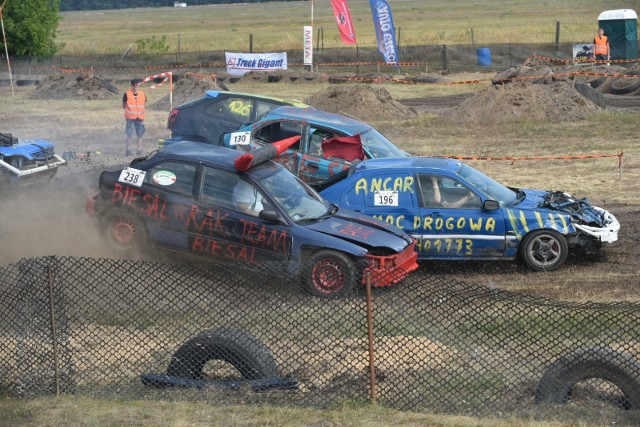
[
  {"x1": 516, "y1": 188, "x2": 610, "y2": 226},
  {"x1": 304, "y1": 209, "x2": 413, "y2": 251}
]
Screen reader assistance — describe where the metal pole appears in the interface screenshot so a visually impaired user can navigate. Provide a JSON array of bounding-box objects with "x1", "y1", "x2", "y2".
[
  {"x1": 0, "y1": 1, "x2": 14, "y2": 97},
  {"x1": 47, "y1": 264, "x2": 61, "y2": 396},
  {"x1": 365, "y1": 271, "x2": 377, "y2": 403}
]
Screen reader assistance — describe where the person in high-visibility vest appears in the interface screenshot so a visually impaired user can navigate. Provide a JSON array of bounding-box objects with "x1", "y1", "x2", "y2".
[
  {"x1": 122, "y1": 78, "x2": 147, "y2": 156},
  {"x1": 593, "y1": 28, "x2": 610, "y2": 62}
]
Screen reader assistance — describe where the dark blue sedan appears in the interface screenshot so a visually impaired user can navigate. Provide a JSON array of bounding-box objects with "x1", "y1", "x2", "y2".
[
  {"x1": 86, "y1": 142, "x2": 418, "y2": 296},
  {"x1": 319, "y1": 157, "x2": 620, "y2": 271}
]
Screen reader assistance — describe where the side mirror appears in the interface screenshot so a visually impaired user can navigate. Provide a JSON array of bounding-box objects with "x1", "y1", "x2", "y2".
[
  {"x1": 483, "y1": 200, "x2": 500, "y2": 211},
  {"x1": 259, "y1": 209, "x2": 284, "y2": 224}
]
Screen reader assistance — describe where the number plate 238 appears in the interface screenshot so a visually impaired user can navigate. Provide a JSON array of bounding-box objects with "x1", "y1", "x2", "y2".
[{"x1": 118, "y1": 167, "x2": 146, "y2": 187}]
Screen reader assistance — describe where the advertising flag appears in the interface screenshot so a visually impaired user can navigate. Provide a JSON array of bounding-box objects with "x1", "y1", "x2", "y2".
[
  {"x1": 369, "y1": 0, "x2": 399, "y2": 64},
  {"x1": 330, "y1": 0, "x2": 357, "y2": 45}
]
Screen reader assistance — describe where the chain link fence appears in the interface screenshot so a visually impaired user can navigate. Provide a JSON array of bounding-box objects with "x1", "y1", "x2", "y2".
[
  {"x1": 5, "y1": 42, "x2": 637, "y2": 80},
  {"x1": 1, "y1": 256, "x2": 639, "y2": 424}
]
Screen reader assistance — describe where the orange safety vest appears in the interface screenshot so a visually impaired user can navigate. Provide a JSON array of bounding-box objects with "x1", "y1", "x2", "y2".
[
  {"x1": 124, "y1": 89, "x2": 146, "y2": 120},
  {"x1": 593, "y1": 35, "x2": 609, "y2": 56}
]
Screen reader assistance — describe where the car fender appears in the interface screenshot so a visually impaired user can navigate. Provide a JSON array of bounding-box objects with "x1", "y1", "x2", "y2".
[{"x1": 505, "y1": 208, "x2": 577, "y2": 242}]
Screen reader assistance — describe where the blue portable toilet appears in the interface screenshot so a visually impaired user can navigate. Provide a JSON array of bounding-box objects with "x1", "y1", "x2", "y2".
[{"x1": 597, "y1": 9, "x2": 638, "y2": 60}]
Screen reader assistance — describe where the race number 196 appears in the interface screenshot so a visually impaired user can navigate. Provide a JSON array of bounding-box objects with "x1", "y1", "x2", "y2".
[
  {"x1": 374, "y1": 190, "x2": 398, "y2": 206},
  {"x1": 118, "y1": 167, "x2": 146, "y2": 187},
  {"x1": 229, "y1": 131, "x2": 251, "y2": 146}
]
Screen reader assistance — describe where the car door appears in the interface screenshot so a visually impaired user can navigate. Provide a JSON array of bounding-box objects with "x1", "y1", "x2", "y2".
[
  {"x1": 138, "y1": 160, "x2": 199, "y2": 251},
  {"x1": 183, "y1": 96, "x2": 264, "y2": 145},
  {"x1": 298, "y1": 127, "x2": 353, "y2": 186},
  {"x1": 188, "y1": 165, "x2": 291, "y2": 266},
  {"x1": 415, "y1": 173, "x2": 506, "y2": 260}
]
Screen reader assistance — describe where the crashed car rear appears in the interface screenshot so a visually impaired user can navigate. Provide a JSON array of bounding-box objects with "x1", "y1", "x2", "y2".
[
  {"x1": 86, "y1": 138, "x2": 418, "y2": 297},
  {"x1": 0, "y1": 132, "x2": 65, "y2": 185}
]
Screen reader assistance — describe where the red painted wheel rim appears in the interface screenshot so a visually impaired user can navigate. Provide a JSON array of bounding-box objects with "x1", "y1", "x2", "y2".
[
  {"x1": 311, "y1": 259, "x2": 346, "y2": 294},
  {"x1": 111, "y1": 218, "x2": 137, "y2": 247}
]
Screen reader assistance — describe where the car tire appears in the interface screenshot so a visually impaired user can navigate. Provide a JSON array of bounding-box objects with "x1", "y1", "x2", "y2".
[
  {"x1": 520, "y1": 229, "x2": 568, "y2": 271},
  {"x1": 166, "y1": 328, "x2": 277, "y2": 381},
  {"x1": 102, "y1": 210, "x2": 148, "y2": 255},
  {"x1": 610, "y1": 78, "x2": 640, "y2": 95},
  {"x1": 304, "y1": 250, "x2": 357, "y2": 298},
  {"x1": 535, "y1": 346, "x2": 640, "y2": 410}
]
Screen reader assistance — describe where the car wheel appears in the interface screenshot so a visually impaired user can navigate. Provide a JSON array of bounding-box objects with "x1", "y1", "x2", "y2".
[
  {"x1": 535, "y1": 346, "x2": 640, "y2": 410},
  {"x1": 167, "y1": 328, "x2": 277, "y2": 381},
  {"x1": 304, "y1": 250, "x2": 357, "y2": 298},
  {"x1": 103, "y1": 210, "x2": 147, "y2": 255},
  {"x1": 520, "y1": 229, "x2": 568, "y2": 271}
]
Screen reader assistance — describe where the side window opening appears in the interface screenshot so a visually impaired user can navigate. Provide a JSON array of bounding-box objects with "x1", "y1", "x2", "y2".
[{"x1": 145, "y1": 161, "x2": 197, "y2": 198}]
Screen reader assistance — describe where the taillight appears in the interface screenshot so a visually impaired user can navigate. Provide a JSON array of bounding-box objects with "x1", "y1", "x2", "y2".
[{"x1": 167, "y1": 109, "x2": 179, "y2": 130}]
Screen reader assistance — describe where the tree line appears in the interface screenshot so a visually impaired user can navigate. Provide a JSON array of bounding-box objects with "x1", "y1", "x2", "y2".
[{"x1": 59, "y1": 0, "x2": 301, "y2": 11}]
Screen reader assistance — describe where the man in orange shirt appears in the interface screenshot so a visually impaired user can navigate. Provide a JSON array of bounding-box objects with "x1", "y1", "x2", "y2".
[
  {"x1": 122, "y1": 78, "x2": 147, "y2": 156},
  {"x1": 593, "y1": 28, "x2": 610, "y2": 62}
]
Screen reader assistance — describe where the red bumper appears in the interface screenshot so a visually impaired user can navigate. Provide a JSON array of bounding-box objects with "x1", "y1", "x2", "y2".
[{"x1": 363, "y1": 240, "x2": 419, "y2": 287}]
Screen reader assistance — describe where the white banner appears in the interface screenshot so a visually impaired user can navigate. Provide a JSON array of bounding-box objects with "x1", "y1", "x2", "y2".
[
  {"x1": 303, "y1": 25, "x2": 313, "y2": 66},
  {"x1": 225, "y1": 52, "x2": 288, "y2": 76}
]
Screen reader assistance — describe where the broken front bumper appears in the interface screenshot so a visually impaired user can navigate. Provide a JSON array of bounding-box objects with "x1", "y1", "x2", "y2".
[
  {"x1": 574, "y1": 207, "x2": 620, "y2": 244},
  {"x1": 363, "y1": 241, "x2": 419, "y2": 287},
  {"x1": 0, "y1": 154, "x2": 66, "y2": 179}
]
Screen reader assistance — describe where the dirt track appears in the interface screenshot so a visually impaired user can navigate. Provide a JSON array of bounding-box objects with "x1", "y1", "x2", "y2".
[{"x1": 1, "y1": 71, "x2": 639, "y2": 303}]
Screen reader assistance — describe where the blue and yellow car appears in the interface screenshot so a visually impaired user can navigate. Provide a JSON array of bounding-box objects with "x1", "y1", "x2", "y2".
[{"x1": 319, "y1": 157, "x2": 620, "y2": 271}]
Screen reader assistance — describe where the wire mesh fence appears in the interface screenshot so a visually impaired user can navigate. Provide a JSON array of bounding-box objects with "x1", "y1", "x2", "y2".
[
  {"x1": 1, "y1": 256, "x2": 639, "y2": 424},
  {"x1": 4, "y1": 42, "x2": 637, "y2": 80}
]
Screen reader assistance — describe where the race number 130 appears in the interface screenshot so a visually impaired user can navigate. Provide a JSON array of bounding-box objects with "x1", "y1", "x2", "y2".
[
  {"x1": 229, "y1": 131, "x2": 251, "y2": 146},
  {"x1": 374, "y1": 191, "x2": 398, "y2": 206}
]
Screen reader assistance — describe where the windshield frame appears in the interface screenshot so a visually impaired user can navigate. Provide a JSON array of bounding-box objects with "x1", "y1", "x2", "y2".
[
  {"x1": 251, "y1": 163, "x2": 333, "y2": 223},
  {"x1": 457, "y1": 163, "x2": 517, "y2": 206},
  {"x1": 359, "y1": 128, "x2": 406, "y2": 159}
]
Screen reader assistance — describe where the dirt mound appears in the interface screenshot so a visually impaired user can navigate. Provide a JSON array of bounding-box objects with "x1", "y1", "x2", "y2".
[
  {"x1": 29, "y1": 73, "x2": 117, "y2": 100},
  {"x1": 304, "y1": 85, "x2": 418, "y2": 122},
  {"x1": 441, "y1": 81, "x2": 602, "y2": 124},
  {"x1": 150, "y1": 75, "x2": 224, "y2": 110}
]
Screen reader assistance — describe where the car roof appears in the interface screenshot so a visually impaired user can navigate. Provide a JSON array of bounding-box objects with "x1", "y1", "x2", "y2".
[
  {"x1": 157, "y1": 141, "x2": 244, "y2": 168},
  {"x1": 258, "y1": 106, "x2": 372, "y2": 134},
  {"x1": 204, "y1": 90, "x2": 308, "y2": 107},
  {"x1": 351, "y1": 157, "x2": 464, "y2": 173}
]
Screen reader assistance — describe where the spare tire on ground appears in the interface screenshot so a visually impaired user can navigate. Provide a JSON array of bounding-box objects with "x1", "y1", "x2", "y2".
[
  {"x1": 535, "y1": 346, "x2": 640, "y2": 410},
  {"x1": 166, "y1": 328, "x2": 278, "y2": 381},
  {"x1": 610, "y1": 78, "x2": 640, "y2": 95}
]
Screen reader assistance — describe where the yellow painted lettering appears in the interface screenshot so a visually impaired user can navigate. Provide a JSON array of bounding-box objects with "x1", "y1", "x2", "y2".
[
  {"x1": 371, "y1": 178, "x2": 382, "y2": 193},
  {"x1": 469, "y1": 217, "x2": 482, "y2": 231},
  {"x1": 395, "y1": 215, "x2": 405, "y2": 229},
  {"x1": 445, "y1": 217, "x2": 455, "y2": 230},
  {"x1": 423, "y1": 216, "x2": 433, "y2": 230},
  {"x1": 404, "y1": 176, "x2": 414, "y2": 193},
  {"x1": 485, "y1": 218, "x2": 496, "y2": 232},
  {"x1": 457, "y1": 217, "x2": 466, "y2": 229},
  {"x1": 413, "y1": 216, "x2": 421, "y2": 229},
  {"x1": 382, "y1": 177, "x2": 392, "y2": 190},
  {"x1": 393, "y1": 177, "x2": 403, "y2": 191},
  {"x1": 355, "y1": 178, "x2": 367, "y2": 195},
  {"x1": 435, "y1": 217, "x2": 444, "y2": 230}
]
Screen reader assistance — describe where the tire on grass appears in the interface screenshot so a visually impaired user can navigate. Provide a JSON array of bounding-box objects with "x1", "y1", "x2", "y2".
[
  {"x1": 535, "y1": 346, "x2": 640, "y2": 410},
  {"x1": 610, "y1": 78, "x2": 640, "y2": 95},
  {"x1": 167, "y1": 328, "x2": 278, "y2": 381}
]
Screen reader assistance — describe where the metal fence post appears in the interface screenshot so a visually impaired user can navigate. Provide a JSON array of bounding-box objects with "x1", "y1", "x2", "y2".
[{"x1": 365, "y1": 271, "x2": 377, "y2": 403}]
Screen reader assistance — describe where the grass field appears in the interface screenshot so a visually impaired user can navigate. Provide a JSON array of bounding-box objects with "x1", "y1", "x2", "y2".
[
  {"x1": 2, "y1": 1, "x2": 640, "y2": 426},
  {"x1": 56, "y1": 0, "x2": 622, "y2": 54}
]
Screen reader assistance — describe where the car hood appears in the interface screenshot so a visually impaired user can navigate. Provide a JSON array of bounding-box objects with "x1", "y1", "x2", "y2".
[
  {"x1": 515, "y1": 188, "x2": 611, "y2": 226},
  {"x1": 303, "y1": 209, "x2": 414, "y2": 252}
]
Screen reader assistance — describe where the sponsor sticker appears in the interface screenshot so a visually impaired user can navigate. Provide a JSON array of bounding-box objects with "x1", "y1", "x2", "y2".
[{"x1": 152, "y1": 170, "x2": 177, "y2": 186}]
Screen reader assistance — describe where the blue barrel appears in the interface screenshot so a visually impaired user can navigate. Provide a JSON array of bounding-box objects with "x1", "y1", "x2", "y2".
[{"x1": 477, "y1": 47, "x2": 492, "y2": 66}]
